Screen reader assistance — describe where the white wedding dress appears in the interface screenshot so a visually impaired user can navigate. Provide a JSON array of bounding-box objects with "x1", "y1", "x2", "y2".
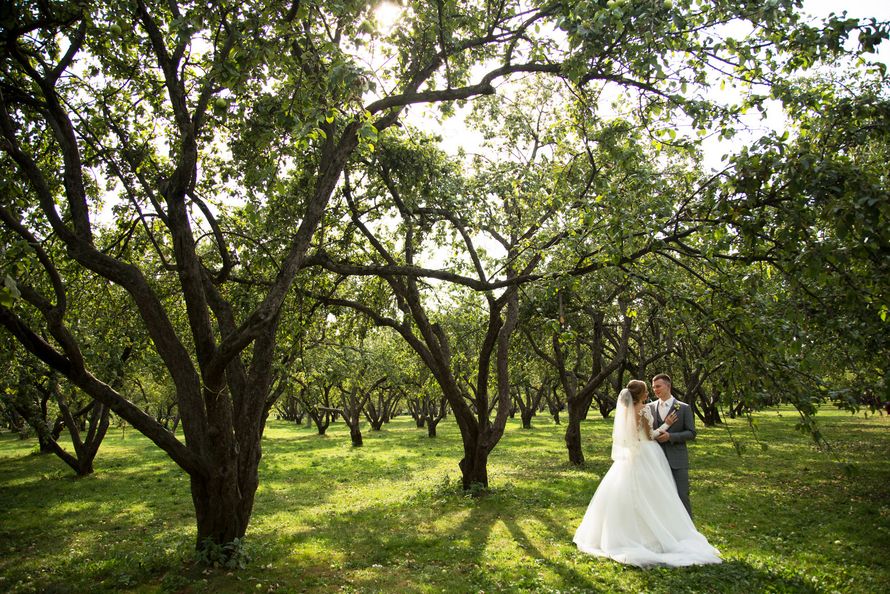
[{"x1": 572, "y1": 390, "x2": 722, "y2": 567}]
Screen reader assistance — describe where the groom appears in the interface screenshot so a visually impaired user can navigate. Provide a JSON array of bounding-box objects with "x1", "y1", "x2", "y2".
[{"x1": 649, "y1": 373, "x2": 696, "y2": 517}]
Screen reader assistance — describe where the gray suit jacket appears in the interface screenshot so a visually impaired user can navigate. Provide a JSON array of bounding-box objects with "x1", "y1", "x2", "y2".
[{"x1": 649, "y1": 399, "x2": 696, "y2": 469}]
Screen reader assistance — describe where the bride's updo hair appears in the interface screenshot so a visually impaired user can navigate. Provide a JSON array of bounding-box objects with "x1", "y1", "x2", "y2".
[{"x1": 626, "y1": 380, "x2": 648, "y2": 403}]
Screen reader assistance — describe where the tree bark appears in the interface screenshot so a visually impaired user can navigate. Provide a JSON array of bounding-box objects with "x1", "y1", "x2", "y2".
[
  {"x1": 564, "y1": 398, "x2": 587, "y2": 466},
  {"x1": 310, "y1": 412, "x2": 330, "y2": 435},
  {"x1": 408, "y1": 397, "x2": 426, "y2": 427},
  {"x1": 425, "y1": 396, "x2": 447, "y2": 437},
  {"x1": 520, "y1": 409, "x2": 534, "y2": 429},
  {"x1": 349, "y1": 425, "x2": 363, "y2": 447},
  {"x1": 191, "y1": 467, "x2": 253, "y2": 546},
  {"x1": 458, "y1": 437, "x2": 490, "y2": 490}
]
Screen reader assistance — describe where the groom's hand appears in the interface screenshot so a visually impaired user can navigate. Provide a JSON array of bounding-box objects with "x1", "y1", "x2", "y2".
[{"x1": 655, "y1": 431, "x2": 671, "y2": 443}]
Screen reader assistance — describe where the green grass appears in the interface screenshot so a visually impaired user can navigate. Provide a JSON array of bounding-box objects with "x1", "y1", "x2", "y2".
[{"x1": 1, "y1": 408, "x2": 888, "y2": 593}]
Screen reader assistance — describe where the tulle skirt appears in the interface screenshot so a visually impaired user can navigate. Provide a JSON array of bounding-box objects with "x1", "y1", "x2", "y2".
[{"x1": 572, "y1": 441, "x2": 722, "y2": 567}]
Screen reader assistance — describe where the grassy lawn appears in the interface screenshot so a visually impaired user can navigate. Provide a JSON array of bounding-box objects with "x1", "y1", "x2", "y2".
[{"x1": 0, "y1": 407, "x2": 888, "y2": 593}]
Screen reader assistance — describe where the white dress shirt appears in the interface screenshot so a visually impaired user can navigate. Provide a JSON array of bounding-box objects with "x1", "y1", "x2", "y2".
[{"x1": 654, "y1": 396, "x2": 675, "y2": 435}]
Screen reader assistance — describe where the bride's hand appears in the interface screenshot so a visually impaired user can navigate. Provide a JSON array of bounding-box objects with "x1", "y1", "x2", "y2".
[{"x1": 665, "y1": 411, "x2": 678, "y2": 426}]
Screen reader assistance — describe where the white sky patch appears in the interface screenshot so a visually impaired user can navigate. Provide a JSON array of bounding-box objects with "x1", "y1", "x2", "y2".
[{"x1": 374, "y1": 1, "x2": 404, "y2": 34}]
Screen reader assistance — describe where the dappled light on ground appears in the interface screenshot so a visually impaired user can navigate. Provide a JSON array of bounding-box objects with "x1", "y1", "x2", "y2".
[{"x1": 1, "y1": 409, "x2": 888, "y2": 592}]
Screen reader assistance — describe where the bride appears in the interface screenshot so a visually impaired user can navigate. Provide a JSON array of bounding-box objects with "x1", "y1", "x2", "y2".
[{"x1": 572, "y1": 379, "x2": 722, "y2": 567}]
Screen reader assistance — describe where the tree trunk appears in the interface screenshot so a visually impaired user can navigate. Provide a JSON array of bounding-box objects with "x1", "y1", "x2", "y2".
[
  {"x1": 191, "y1": 469, "x2": 254, "y2": 548},
  {"x1": 407, "y1": 396, "x2": 427, "y2": 427},
  {"x1": 312, "y1": 414, "x2": 328, "y2": 435},
  {"x1": 459, "y1": 443, "x2": 489, "y2": 491},
  {"x1": 427, "y1": 419, "x2": 439, "y2": 437},
  {"x1": 75, "y1": 454, "x2": 95, "y2": 475},
  {"x1": 698, "y1": 394, "x2": 722, "y2": 426},
  {"x1": 704, "y1": 407, "x2": 721, "y2": 426},
  {"x1": 521, "y1": 409, "x2": 534, "y2": 429},
  {"x1": 363, "y1": 402, "x2": 385, "y2": 430},
  {"x1": 565, "y1": 399, "x2": 586, "y2": 466},
  {"x1": 12, "y1": 381, "x2": 111, "y2": 475},
  {"x1": 349, "y1": 424, "x2": 363, "y2": 446},
  {"x1": 547, "y1": 390, "x2": 562, "y2": 424},
  {"x1": 553, "y1": 308, "x2": 632, "y2": 466},
  {"x1": 37, "y1": 431, "x2": 55, "y2": 453},
  {"x1": 16, "y1": 407, "x2": 55, "y2": 453},
  {"x1": 597, "y1": 396, "x2": 615, "y2": 419},
  {"x1": 188, "y1": 363, "x2": 268, "y2": 556}
]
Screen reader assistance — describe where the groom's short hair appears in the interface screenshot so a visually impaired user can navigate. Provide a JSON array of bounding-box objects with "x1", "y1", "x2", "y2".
[{"x1": 652, "y1": 373, "x2": 672, "y2": 385}]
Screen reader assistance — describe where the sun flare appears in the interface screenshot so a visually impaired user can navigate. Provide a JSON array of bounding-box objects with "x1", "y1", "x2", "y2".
[{"x1": 374, "y1": 1, "x2": 403, "y2": 33}]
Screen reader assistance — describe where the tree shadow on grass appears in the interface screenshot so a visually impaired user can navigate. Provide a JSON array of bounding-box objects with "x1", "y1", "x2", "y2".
[
  {"x1": 0, "y1": 484, "x2": 193, "y2": 593},
  {"x1": 0, "y1": 440, "x2": 200, "y2": 593},
  {"x1": 631, "y1": 558, "x2": 822, "y2": 594},
  {"x1": 501, "y1": 515, "x2": 604, "y2": 591},
  {"x1": 259, "y1": 491, "x2": 500, "y2": 592},
  {"x1": 254, "y1": 472, "x2": 631, "y2": 593},
  {"x1": 243, "y1": 485, "x2": 847, "y2": 594}
]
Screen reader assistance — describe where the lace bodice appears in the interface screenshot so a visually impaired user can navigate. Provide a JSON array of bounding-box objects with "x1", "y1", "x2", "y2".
[{"x1": 639, "y1": 406, "x2": 657, "y2": 440}]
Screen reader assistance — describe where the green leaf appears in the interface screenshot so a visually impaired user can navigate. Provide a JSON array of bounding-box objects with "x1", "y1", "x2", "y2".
[{"x1": 1, "y1": 275, "x2": 20, "y2": 307}]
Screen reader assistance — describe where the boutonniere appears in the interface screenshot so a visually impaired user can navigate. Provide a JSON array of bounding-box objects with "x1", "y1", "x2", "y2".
[{"x1": 672, "y1": 403, "x2": 681, "y2": 412}]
